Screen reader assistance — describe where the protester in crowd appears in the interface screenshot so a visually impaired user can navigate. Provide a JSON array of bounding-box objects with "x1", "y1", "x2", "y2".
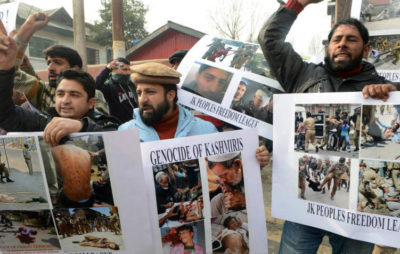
[
  {"x1": 95, "y1": 57, "x2": 137, "y2": 123},
  {"x1": 13, "y1": 12, "x2": 109, "y2": 115},
  {"x1": 118, "y1": 62, "x2": 269, "y2": 166},
  {"x1": 169, "y1": 49, "x2": 188, "y2": 70},
  {"x1": 259, "y1": 0, "x2": 399, "y2": 251},
  {"x1": 0, "y1": 28, "x2": 119, "y2": 145}
]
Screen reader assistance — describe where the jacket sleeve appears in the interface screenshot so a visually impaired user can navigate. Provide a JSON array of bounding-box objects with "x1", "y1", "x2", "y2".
[
  {"x1": 258, "y1": 6, "x2": 313, "y2": 93},
  {"x1": 95, "y1": 67, "x2": 111, "y2": 92},
  {"x1": 0, "y1": 68, "x2": 49, "y2": 132}
]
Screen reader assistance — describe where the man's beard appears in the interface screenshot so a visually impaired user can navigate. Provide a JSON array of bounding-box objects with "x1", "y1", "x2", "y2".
[
  {"x1": 48, "y1": 71, "x2": 59, "y2": 87},
  {"x1": 140, "y1": 97, "x2": 170, "y2": 126},
  {"x1": 325, "y1": 50, "x2": 363, "y2": 73}
]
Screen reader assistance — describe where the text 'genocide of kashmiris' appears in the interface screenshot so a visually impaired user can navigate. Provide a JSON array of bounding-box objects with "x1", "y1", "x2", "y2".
[
  {"x1": 149, "y1": 138, "x2": 244, "y2": 165},
  {"x1": 190, "y1": 96, "x2": 260, "y2": 128},
  {"x1": 307, "y1": 202, "x2": 400, "y2": 232}
]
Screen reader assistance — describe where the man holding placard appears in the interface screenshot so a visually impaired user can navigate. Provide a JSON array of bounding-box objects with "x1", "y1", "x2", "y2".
[{"x1": 259, "y1": 0, "x2": 400, "y2": 252}]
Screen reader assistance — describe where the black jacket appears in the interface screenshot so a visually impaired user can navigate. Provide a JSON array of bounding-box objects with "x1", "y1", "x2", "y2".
[
  {"x1": 95, "y1": 67, "x2": 137, "y2": 123},
  {"x1": 258, "y1": 6, "x2": 400, "y2": 93},
  {"x1": 0, "y1": 68, "x2": 120, "y2": 133}
]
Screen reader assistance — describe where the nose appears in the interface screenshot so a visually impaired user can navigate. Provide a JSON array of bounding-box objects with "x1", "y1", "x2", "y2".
[
  {"x1": 61, "y1": 94, "x2": 71, "y2": 104},
  {"x1": 337, "y1": 37, "x2": 348, "y2": 48}
]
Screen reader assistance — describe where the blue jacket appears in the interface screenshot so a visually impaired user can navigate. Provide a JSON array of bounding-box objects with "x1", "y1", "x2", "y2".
[{"x1": 119, "y1": 105, "x2": 218, "y2": 142}]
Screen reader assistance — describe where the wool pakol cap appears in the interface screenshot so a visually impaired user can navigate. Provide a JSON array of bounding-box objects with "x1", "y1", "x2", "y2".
[
  {"x1": 207, "y1": 152, "x2": 241, "y2": 163},
  {"x1": 130, "y1": 62, "x2": 182, "y2": 85}
]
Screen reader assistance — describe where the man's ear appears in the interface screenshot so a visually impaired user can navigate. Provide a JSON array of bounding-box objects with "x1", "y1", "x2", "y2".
[
  {"x1": 88, "y1": 97, "x2": 96, "y2": 110},
  {"x1": 166, "y1": 89, "x2": 176, "y2": 103},
  {"x1": 362, "y1": 43, "x2": 371, "y2": 59},
  {"x1": 72, "y1": 65, "x2": 80, "y2": 70},
  {"x1": 233, "y1": 159, "x2": 242, "y2": 173}
]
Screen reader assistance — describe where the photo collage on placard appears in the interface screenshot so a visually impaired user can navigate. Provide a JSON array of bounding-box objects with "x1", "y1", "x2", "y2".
[
  {"x1": 0, "y1": 134, "x2": 124, "y2": 252},
  {"x1": 155, "y1": 159, "x2": 206, "y2": 253},
  {"x1": 206, "y1": 152, "x2": 250, "y2": 253},
  {"x1": 155, "y1": 151, "x2": 251, "y2": 253},
  {"x1": 294, "y1": 103, "x2": 400, "y2": 219},
  {"x1": 294, "y1": 104, "x2": 361, "y2": 208},
  {"x1": 178, "y1": 35, "x2": 283, "y2": 139}
]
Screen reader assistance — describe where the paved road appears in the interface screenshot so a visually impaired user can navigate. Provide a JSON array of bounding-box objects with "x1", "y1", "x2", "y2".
[{"x1": 299, "y1": 181, "x2": 350, "y2": 209}]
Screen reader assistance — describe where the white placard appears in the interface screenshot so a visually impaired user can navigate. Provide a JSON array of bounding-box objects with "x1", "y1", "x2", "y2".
[
  {"x1": 0, "y1": 2, "x2": 19, "y2": 35},
  {"x1": 177, "y1": 35, "x2": 285, "y2": 140},
  {"x1": 273, "y1": 91, "x2": 400, "y2": 248},
  {"x1": 141, "y1": 129, "x2": 268, "y2": 253}
]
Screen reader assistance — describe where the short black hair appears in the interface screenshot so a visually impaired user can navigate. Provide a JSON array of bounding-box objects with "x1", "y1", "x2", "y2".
[
  {"x1": 328, "y1": 18, "x2": 369, "y2": 45},
  {"x1": 306, "y1": 112, "x2": 312, "y2": 117},
  {"x1": 43, "y1": 45, "x2": 83, "y2": 68},
  {"x1": 56, "y1": 69, "x2": 96, "y2": 100},
  {"x1": 198, "y1": 64, "x2": 213, "y2": 74},
  {"x1": 116, "y1": 57, "x2": 130, "y2": 65},
  {"x1": 177, "y1": 224, "x2": 193, "y2": 234}
]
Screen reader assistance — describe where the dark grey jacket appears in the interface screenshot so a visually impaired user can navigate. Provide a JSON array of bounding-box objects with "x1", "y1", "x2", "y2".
[
  {"x1": 258, "y1": 6, "x2": 399, "y2": 93},
  {"x1": 0, "y1": 68, "x2": 120, "y2": 133}
]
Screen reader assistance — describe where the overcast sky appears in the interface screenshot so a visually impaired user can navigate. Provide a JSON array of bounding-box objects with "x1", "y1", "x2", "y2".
[{"x1": 18, "y1": 0, "x2": 332, "y2": 55}]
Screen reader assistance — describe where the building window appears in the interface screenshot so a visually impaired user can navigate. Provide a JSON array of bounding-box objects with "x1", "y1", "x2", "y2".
[
  {"x1": 86, "y1": 48, "x2": 99, "y2": 65},
  {"x1": 29, "y1": 37, "x2": 56, "y2": 58}
]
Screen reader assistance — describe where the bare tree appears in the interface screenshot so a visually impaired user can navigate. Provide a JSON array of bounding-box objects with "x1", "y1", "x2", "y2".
[{"x1": 208, "y1": 0, "x2": 275, "y2": 42}]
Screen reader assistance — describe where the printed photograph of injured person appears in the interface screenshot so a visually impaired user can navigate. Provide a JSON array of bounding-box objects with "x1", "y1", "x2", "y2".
[
  {"x1": 155, "y1": 160, "x2": 204, "y2": 228},
  {"x1": 360, "y1": 105, "x2": 400, "y2": 161},
  {"x1": 206, "y1": 152, "x2": 247, "y2": 218},
  {"x1": 358, "y1": 159, "x2": 400, "y2": 218},
  {"x1": 39, "y1": 134, "x2": 115, "y2": 208},
  {"x1": 297, "y1": 153, "x2": 350, "y2": 209},
  {"x1": 211, "y1": 210, "x2": 249, "y2": 254}
]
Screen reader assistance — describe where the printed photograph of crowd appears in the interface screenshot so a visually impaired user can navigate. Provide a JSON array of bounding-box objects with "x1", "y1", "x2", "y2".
[
  {"x1": 161, "y1": 220, "x2": 205, "y2": 254},
  {"x1": 211, "y1": 210, "x2": 249, "y2": 254},
  {"x1": 358, "y1": 160, "x2": 400, "y2": 218},
  {"x1": 294, "y1": 104, "x2": 361, "y2": 158},
  {"x1": 53, "y1": 206, "x2": 123, "y2": 251},
  {"x1": 155, "y1": 160, "x2": 204, "y2": 228},
  {"x1": 298, "y1": 154, "x2": 350, "y2": 209},
  {"x1": 230, "y1": 78, "x2": 276, "y2": 124},
  {"x1": 207, "y1": 152, "x2": 247, "y2": 218},
  {"x1": 39, "y1": 134, "x2": 115, "y2": 208},
  {"x1": 360, "y1": 0, "x2": 400, "y2": 32},
  {"x1": 181, "y1": 62, "x2": 233, "y2": 104},
  {"x1": 199, "y1": 37, "x2": 275, "y2": 79},
  {"x1": 366, "y1": 34, "x2": 400, "y2": 69},
  {"x1": 0, "y1": 137, "x2": 49, "y2": 210},
  {"x1": 360, "y1": 105, "x2": 400, "y2": 161},
  {"x1": 201, "y1": 38, "x2": 258, "y2": 70},
  {"x1": 0, "y1": 210, "x2": 60, "y2": 252}
]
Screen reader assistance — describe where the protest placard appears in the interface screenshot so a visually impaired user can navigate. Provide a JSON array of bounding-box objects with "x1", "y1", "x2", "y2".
[
  {"x1": 274, "y1": 91, "x2": 400, "y2": 248},
  {"x1": 0, "y1": 129, "x2": 155, "y2": 253},
  {"x1": 0, "y1": 2, "x2": 19, "y2": 35},
  {"x1": 140, "y1": 129, "x2": 268, "y2": 254},
  {"x1": 177, "y1": 35, "x2": 284, "y2": 140}
]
